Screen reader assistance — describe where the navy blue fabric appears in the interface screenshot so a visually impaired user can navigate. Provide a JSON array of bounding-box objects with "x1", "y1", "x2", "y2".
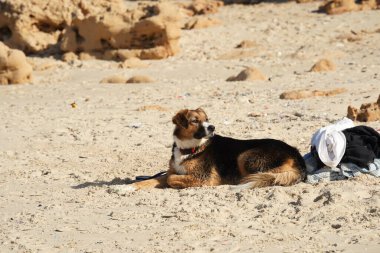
[{"x1": 341, "y1": 126, "x2": 380, "y2": 167}]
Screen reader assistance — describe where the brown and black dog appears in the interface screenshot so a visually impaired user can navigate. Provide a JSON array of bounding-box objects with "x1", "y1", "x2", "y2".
[{"x1": 128, "y1": 108, "x2": 306, "y2": 190}]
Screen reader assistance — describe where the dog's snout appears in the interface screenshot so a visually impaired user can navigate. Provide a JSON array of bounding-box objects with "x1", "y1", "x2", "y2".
[{"x1": 207, "y1": 125, "x2": 215, "y2": 132}]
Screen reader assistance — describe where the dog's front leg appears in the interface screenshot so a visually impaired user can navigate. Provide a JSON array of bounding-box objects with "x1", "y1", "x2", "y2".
[
  {"x1": 167, "y1": 174, "x2": 202, "y2": 189},
  {"x1": 131, "y1": 174, "x2": 168, "y2": 190}
]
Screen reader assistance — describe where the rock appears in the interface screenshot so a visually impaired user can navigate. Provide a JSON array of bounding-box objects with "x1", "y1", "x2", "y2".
[
  {"x1": 331, "y1": 224, "x2": 342, "y2": 229},
  {"x1": 247, "y1": 112, "x2": 262, "y2": 117},
  {"x1": 118, "y1": 57, "x2": 148, "y2": 69},
  {"x1": 223, "y1": 0, "x2": 262, "y2": 4},
  {"x1": 100, "y1": 75, "x2": 127, "y2": 84},
  {"x1": 61, "y1": 2, "x2": 181, "y2": 61},
  {"x1": 78, "y1": 52, "x2": 97, "y2": 61},
  {"x1": 236, "y1": 40, "x2": 257, "y2": 48},
  {"x1": 227, "y1": 67, "x2": 267, "y2": 82},
  {"x1": 0, "y1": 42, "x2": 32, "y2": 85},
  {"x1": 310, "y1": 59, "x2": 336, "y2": 72},
  {"x1": 296, "y1": 0, "x2": 319, "y2": 3},
  {"x1": 319, "y1": 0, "x2": 379, "y2": 15},
  {"x1": 181, "y1": 0, "x2": 224, "y2": 16},
  {"x1": 100, "y1": 75, "x2": 154, "y2": 83},
  {"x1": 347, "y1": 95, "x2": 380, "y2": 122},
  {"x1": 183, "y1": 17, "x2": 222, "y2": 29},
  {"x1": 126, "y1": 76, "x2": 154, "y2": 84},
  {"x1": 61, "y1": 52, "x2": 78, "y2": 62},
  {"x1": 279, "y1": 88, "x2": 347, "y2": 100},
  {"x1": 0, "y1": 0, "x2": 181, "y2": 60},
  {"x1": 0, "y1": 0, "x2": 84, "y2": 53},
  {"x1": 127, "y1": 123, "x2": 142, "y2": 129}
]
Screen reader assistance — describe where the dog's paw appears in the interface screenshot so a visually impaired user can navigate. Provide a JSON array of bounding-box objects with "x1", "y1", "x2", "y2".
[{"x1": 108, "y1": 185, "x2": 137, "y2": 195}]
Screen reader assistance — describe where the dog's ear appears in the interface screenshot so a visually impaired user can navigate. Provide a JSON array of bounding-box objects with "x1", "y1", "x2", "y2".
[
  {"x1": 195, "y1": 108, "x2": 207, "y2": 120},
  {"x1": 172, "y1": 109, "x2": 189, "y2": 128}
]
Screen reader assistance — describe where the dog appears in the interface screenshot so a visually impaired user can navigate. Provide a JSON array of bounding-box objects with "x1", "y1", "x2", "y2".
[{"x1": 128, "y1": 108, "x2": 306, "y2": 190}]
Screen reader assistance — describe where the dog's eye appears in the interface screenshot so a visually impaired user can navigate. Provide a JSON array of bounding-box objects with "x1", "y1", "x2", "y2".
[{"x1": 191, "y1": 119, "x2": 199, "y2": 124}]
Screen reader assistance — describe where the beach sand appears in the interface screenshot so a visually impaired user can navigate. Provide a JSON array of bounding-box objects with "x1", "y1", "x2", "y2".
[{"x1": 0, "y1": 1, "x2": 379, "y2": 252}]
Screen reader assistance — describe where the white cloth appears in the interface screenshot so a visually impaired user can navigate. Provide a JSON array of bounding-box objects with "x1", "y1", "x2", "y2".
[{"x1": 311, "y1": 117, "x2": 354, "y2": 167}]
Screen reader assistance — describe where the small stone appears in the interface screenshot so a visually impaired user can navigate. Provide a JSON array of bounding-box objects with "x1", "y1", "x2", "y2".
[
  {"x1": 128, "y1": 123, "x2": 142, "y2": 128},
  {"x1": 126, "y1": 76, "x2": 154, "y2": 84},
  {"x1": 310, "y1": 59, "x2": 336, "y2": 72},
  {"x1": 118, "y1": 57, "x2": 148, "y2": 69},
  {"x1": 227, "y1": 67, "x2": 267, "y2": 82},
  {"x1": 248, "y1": 112, "x2": 261, "y2": 117},
  {"x1": 331, "y1": 224, "x2": 342, "y2": 229}
]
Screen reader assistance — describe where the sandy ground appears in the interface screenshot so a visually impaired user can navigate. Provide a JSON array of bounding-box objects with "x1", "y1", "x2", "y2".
[{"x1": 1, "y1": 1, "x2": 380, "y2": 252}]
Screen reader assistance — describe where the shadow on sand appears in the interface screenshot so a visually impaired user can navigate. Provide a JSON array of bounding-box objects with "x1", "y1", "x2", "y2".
[{"x1": 71, "y1": 177, "x2": 136, "y2": 189}]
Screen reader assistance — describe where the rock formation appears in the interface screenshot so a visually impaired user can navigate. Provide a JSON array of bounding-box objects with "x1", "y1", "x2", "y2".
[
  {"x1": 347, "y1": 95, "x2": 380, "y2": 122},
  {"x1": 319, "y1": 0, "x2": 379, "y2": 15},
  {"x1": 0, "y1": 42, "x2": 32, "y2": 84},
  {"x1": 279, "y1": 88, "x2": 347, "y2": 100},
  {"x1": 0, "y1": 0, "x2": 181, "y2": 60},
  {"x1": 310, "y1": 59, "x2": 336, "y2": 72},
  {"x1": 227, "y1": 67, "x2": 267, "y2": 81}
]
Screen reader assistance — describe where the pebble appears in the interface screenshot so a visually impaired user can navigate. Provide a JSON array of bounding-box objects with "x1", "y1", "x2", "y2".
[{"x1": 128, "y1": 123, "x2": 142, "y2": 129}]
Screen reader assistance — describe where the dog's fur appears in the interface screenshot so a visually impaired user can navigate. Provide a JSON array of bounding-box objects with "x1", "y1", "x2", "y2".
[{"x1": 129, "y1": 108, "x2": 306, "y2": 190}]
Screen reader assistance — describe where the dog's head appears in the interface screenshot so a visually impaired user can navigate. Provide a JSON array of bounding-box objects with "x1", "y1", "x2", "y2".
[{"x1": 172, "y1": 108, "x2": 215, "y2": 149}]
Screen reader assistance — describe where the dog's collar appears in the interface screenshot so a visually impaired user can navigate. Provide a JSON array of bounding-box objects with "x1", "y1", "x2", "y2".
[{"x1": 173, "y1": 139, "x2": 211, "y2": 157}]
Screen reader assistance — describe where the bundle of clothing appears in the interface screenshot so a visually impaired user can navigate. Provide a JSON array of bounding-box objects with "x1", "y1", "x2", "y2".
[{"x1": 304, "y1": 118, "x2": 380, "y2": 183}]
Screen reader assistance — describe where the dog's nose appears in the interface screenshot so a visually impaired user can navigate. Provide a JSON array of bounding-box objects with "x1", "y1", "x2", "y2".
[{"x1": 208, "y1": 125, "x2": 215, "y2": 132}]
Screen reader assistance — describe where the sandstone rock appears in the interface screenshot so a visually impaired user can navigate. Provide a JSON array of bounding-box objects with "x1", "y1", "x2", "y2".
[
  {"x1": 310, "y1": 59, "x2": 336, "y2": 72},
  {"x1": 296, "y1": 0, "x2": 319, "y2": 3},
  {"x1": 182, "y1": 0, "x2": 224, "y2": 16},
  {"x1": 184, "y1": 17, "x2": 222, "y2": 29},
  {"x1": 279, "y1": 88, "x2": 347, "y2": 100},
  {"x1": 223, "y1": 0, "x2": 262, "y2": 4},
  {"x1": 118, "y1": 57, "x2": 148, "y2": 69},
  {"x1": 61, "y1": 52, "x2": 78, "y2": 62},
  {"x1": 0, "y1": 0, "x2": 84, "y2": 53},
  {"x1": 0, "y1": 0, "x2": 181, "y2": 60},
  {"x1": 0, "y1": 42, "x2": 32, "y2": 85},
  {"x1": 126, "y1": 76, "x2": 154, "y2": 84},
  {"x1": 347, "y1": 95, "x2": 380, "y2": 122},
  {"x1": 78, "y1": 52, "x2": 98, "y2": 61},
  {"x1": 227, "y1": 67, "x2": 267, "y2": 82},
  {"x1": 61, "y1": 2, "x2": 181, "y2": 60},
  {"x1": 319, "y1": 0, "x2": 379, "y2": 15},
  {"x1": 100, "y1": 75, "x2": 127, "y2": 84}
]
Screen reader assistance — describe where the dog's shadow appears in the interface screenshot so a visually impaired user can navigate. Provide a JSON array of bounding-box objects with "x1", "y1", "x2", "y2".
[{"x1": 71, "y1": 177, "x2": 136, "y2": 189}]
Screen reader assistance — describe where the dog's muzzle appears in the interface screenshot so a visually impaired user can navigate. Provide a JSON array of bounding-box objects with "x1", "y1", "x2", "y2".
[{"x1": 203, "y1": 122, "x2": 215, "y2": 137}]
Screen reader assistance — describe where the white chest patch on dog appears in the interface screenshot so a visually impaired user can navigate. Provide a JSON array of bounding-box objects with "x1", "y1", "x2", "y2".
[
  {"x1": 173, "y1": 147, "x2": 189, "y2": 175},
  {"x1": 173, "y1": 136, "x2": 208, "y2": 149}
]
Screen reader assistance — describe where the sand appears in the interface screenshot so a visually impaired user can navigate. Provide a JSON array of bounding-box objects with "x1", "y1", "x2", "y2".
[{"x1": 0, "y1": 1, "x2": 380, "y2": 252}]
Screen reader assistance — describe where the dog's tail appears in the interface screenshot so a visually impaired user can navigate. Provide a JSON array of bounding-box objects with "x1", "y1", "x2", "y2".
[{"x1": 233, "y1": 160, "x2": 303, "y2": 190}]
